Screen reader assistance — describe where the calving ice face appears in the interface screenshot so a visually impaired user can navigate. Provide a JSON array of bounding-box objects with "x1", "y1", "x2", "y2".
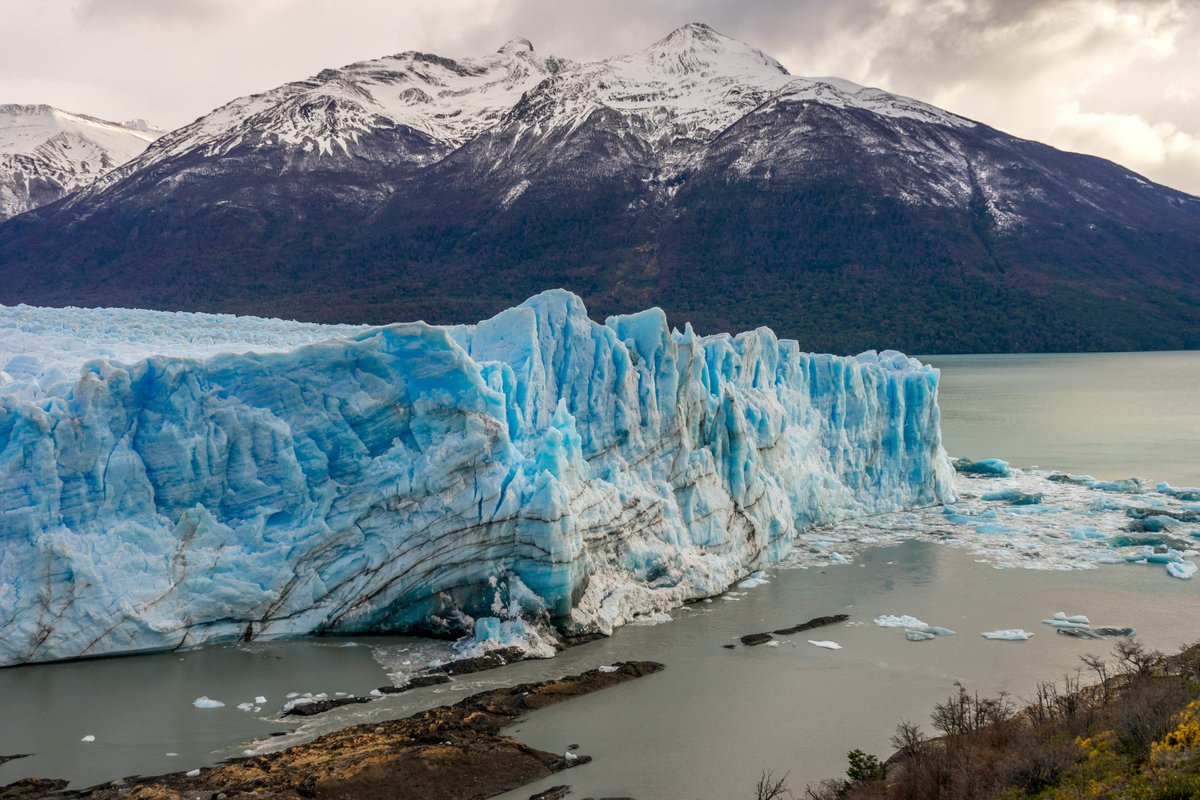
[{"x1": 0, "y1": 290, "x2": 953, "y2": 666}]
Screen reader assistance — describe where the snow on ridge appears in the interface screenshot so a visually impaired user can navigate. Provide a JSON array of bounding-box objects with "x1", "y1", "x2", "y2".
[
  {"x1": 77, "y1": 23, "x2": 973, "y2": 194},
  {"x1": 0, "y1": 105, "x2": 161, "y2": 219}
]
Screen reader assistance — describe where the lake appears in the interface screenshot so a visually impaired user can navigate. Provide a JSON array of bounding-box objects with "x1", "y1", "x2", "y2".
[
  {"x1": 2, "y1": 350, "x2": 1197, "y2": 795},
  {"x1": 928, "y1": 351, "x2": 1200, "y2": 486}
]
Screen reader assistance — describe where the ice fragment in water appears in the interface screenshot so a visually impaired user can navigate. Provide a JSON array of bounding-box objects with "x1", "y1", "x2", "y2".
[
  {"x1": 954, "y1": 458, "x2": 1012, "y2": 477},
  {"x1": 81, "y1": 735, "x2": 95, "y2": 742},
  {"x1": 906, "y1": 630, "x2": 936, "y2": 641},
  {"x1": 808, "y1": 640, "x2": 843, "y2": 650},
  {"x1": 981, "y1": 629, "x2": 1034, "y2": 641},
  {"x1": 192, "y1": 696, "x2": 225, "y2": 709},
  {"x1": 874, "y1": 614, "x2": 928, "y2": 628},
  {"x1": 1167, "y1": 560, "x2": 1197, "y2": 580}
]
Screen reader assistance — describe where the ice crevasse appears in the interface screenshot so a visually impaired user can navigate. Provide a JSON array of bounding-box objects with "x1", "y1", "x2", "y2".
[{"x1": 0, "y1": 290, "x2": 955, "y2": 665}]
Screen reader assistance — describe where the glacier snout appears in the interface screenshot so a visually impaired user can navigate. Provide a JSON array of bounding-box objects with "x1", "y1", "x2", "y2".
[{"x1": 0, "y1": 291, "x2": 954, "y2": 665}]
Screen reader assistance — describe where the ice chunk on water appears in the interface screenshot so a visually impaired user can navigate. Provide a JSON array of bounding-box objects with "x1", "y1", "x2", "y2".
[
  {"x1": 1167, "y1": 560, "x2": 1197, "y2": 580},
  {"x1": 81, "y1": 734, "x2": 95, "y2": 742},
  {"x1": 981, "y1": 629, "x2": 1034, "y2": 640},
  {"x1": 954, "y1": 458, "x2": 1012, "y2": 477},
  {"x1": 875, "y1": 614, "x2": 928, "y2": 629},
  {"x1": 1157, "y1": 483, "x2": 1200, "y2": 501},
  {"x1": 808, "y1": 640, "x2": 843, "y2": 650},
  {"x1": 1043, "y1": 612, "x2": 1090, "y2": 628},
  {"x1": 981, "y1": 489, "x2": 1042, "y2": 505},
  {"x1": 906, "y1": 630, "x2": 936, "y2": 641},
  {"x1": 192, "y1": 696, "x2": 225, "y2": 709}
]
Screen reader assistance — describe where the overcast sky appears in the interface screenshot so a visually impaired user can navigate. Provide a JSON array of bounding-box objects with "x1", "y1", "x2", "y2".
[{"x1": 3, "y1": 0, "x2": 1198, "y2": 193}]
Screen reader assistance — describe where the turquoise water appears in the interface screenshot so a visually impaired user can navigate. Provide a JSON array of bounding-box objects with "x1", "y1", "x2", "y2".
[{"x1": 927, "y1": 351, "x2": 1200, "y2": 486}]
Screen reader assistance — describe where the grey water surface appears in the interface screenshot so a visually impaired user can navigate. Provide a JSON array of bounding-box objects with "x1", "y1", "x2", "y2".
[
  {"x1": 2, "y1": 351, "x2": 1197, "y2": 796},
  {"x1": 928, "y1": 350, "x2": 1200, "y2": 486}
]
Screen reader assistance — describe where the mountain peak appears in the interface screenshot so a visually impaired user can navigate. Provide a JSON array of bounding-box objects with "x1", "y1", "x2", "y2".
[
  {"x1": 639, "y1": 22, "x2": 788, "y2": 77},
  {"x1": 498, "y1": 37, "x2": 534, "y2": 55}
]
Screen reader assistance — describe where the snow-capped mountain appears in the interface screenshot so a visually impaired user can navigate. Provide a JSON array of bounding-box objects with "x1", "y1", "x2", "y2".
[
  {"x1": 0, "y1": 105, "x2": 159, "y2": 220},
  {"x1": 1, "y1": 24, "x2": 1197, "y2": 353}
]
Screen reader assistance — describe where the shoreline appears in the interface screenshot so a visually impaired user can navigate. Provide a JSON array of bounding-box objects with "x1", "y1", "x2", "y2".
[{"x1": 2, "y1": 662, "x2": 663, "y2": 800}]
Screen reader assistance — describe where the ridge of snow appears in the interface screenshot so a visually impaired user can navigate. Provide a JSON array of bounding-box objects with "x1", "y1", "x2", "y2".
[
  {"x1": 76, "y1": 23, "x2": 974, "y2": 200},
  {"x1": 0, "y1": 105, "x2": 160, "y2": 219}
]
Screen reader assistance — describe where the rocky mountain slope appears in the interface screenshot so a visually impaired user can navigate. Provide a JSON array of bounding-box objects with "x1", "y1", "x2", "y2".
[
  {"x1": 0, "y1": 105, "x2": 158, "y2": 220},
  {"x1": 1, "y1": 24, "x2": 1196, "y2": 353}
]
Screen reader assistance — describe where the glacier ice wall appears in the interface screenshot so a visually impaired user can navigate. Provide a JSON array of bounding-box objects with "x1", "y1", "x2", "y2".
[{"x1": 0, "y1": 291, "x2": 954, "y2": 665}]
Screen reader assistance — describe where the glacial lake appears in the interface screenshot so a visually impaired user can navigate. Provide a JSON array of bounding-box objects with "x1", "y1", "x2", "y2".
[{"x1": 1, "y1": 350, "x2": 1197, "y2": 795}]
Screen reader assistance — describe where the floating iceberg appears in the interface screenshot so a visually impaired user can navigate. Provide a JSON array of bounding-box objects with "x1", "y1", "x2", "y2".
[
  {"x1": 953, "y1": 458, "x2": 1012, "y2": 477},
  {"x1": 1167, "y1": 561, "x2": 1197, "y2": 580},
  {"x1": 192, "y1": 696, "x2": 225, "y2": 709},
  {"x1": 0, "y1": 291, "x2": 954, "y2": 665},
  {"x1": 808, "y1": 640, "x2": 843, "y2": 650},
  {"x1": 874, "y1": 614, "x2": 928, "y2": 629},
  {"x1": 981, "y1": 629, "x2": 1034, "y2": 641}
]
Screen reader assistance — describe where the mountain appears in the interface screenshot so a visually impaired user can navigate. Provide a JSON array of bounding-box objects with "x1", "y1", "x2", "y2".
[
  {"x1": 0, "y1": 104, "x2": 159, "y2": 220},
  {"x1": 1, "y1": 24, "x2": 1197, "y2": 354}
]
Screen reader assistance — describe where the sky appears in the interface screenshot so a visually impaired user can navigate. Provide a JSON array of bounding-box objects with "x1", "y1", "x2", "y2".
[{"x1": 2, "y1": 0, "x2": 1199, "y2": 194}]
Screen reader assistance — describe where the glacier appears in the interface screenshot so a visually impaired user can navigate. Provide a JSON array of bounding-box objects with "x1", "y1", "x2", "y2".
[{"x1": 0, "y1": 290, "x2": 954, "y2": 666}]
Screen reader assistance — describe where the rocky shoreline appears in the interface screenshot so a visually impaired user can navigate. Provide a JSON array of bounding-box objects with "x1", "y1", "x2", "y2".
[{"x1": 1, "y1": 661, "x2": 663, "y2": 800}]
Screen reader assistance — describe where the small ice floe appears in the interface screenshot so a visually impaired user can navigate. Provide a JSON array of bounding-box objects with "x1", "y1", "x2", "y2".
[
  {"x1": 1043, "y1": 612, "x2": 1090, "y2": 628},
  {"x1": 236, "y1": 702, "x2": 254, "y2": 712},
  {"x1": 165, "y1": 752, "x2": 178, "y2": 757},
  {"x1": 954, "y1": 457, "x2": 1012, "y2": 477},
  {"x1": 981, "y1": 489, "x2": 1043, "y2": 505},
  {"x1": 185, "y1": 768, "x2": 201, "y2": 777},
  {"x1": 369, "y1": 688, "x2": 383, "y2": 697},
  {"x1": 981, "y1": 629, "x2": 1034, "y2": 641},
  {"x1": 565, "y1": 751, "x2": 578, "y2": 761},
  {"x1": 597, "y1": 664, "x2": 620, "y2": 673},
  {"x1": 1167, "y1": 560, "x2": 1197, "y2": 580},
  {"x1": 285, "y1": 692, "x2": 300, "y2": 699},
  {"x1": 808, "y1": 640, "x2": 843, "y2": 650},
  {"x1": 1157, "y1": 482, "x2": 1200, "y2": 501},
  {"x1": 81, "y1": 734, "x2": 95, "y2": 742},
  {"x1": 875, "y1": 614, "x2": 928, "y2": 629},
  {"x1": 765, "y1": 640, "x2": 780, "y2": 647},
  {"x1": 192, "y1": 696, "x2": 225, "y2": 708},
  {"x1": 906, "y1": 630, "x2": 936, "y2": 641},
  {"x1": 254, "y1": 695, "x2": 267, "y2": 704},
  {"x1": 738, "y1": 572, "x2": 770, "y2": 589}
]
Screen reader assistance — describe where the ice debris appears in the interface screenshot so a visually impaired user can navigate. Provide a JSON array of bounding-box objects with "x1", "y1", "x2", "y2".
[
  {"x1": 981, "y1": 630, "x2": 1034, "y2": 641},
  {"x1": 954, "y1": 458, "x2": 1012, "y2": 477},
  {"x1": 808, "y1": 640, "x2": 843, "y2": 650},
  {"x1": 875, "y1": 614, "x2": 928, "y2": 629},
  {"x1": 192, "y1": 696, "x2": 225, "y2": 709},
  {"x1": 1167, "y1": 561, "x2": 1197, "y2": 580},
  {"x1": 0, "y1": 291, "x2": 954, "y2": 665},
  {"x1": 81, "y1": 735, "x2": 95, "y2": 742}
]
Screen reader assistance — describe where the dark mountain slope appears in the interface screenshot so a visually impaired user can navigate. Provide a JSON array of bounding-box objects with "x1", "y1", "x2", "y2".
[{"x1": 0, "y1": 24, "x2": 1196, "y2": 353}]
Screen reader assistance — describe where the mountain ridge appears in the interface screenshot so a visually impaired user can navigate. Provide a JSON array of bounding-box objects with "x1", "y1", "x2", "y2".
[
  {"x1": 0, "y1": 104, "x2": 159, "y2": 220},
  {"x1": 1, "y1": 23, "x2": 1197, "y2": 354}
]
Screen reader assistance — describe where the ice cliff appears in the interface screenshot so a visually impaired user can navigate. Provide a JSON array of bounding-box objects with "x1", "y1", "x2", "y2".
[{"x1": 0, "y1": 291, "x2": 954, "y2": 665}]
